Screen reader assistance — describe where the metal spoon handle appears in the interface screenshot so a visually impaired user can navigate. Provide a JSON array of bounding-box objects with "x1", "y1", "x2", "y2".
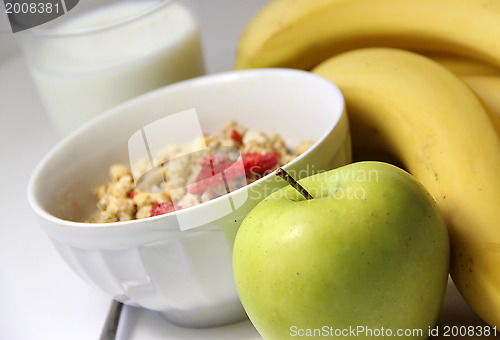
[{"x1": 100, "y1": 300, "x2": 124, "y2": 340}]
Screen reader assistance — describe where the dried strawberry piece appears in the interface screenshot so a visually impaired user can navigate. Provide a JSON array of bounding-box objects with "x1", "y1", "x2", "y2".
[
  {"x1": 188, "y1": 152, "x2": 280, "y2": 194},
  {"x1": 243, "y1": 152, "x2": 279, "y2": 176},
  {"x1": 196, "y1": 161, "x2": 237, "y2": 181},
  {"x1": 128, "y1": 191, "x2": 137, "y2": 198},
  {"x1": 189, "y1": 161, "x2": 244, "y2": 194},
  {"x1": 150, "y1": 202, "x2": 179, "y2": 217},
  {"x1": 230, "y1": 129, "x2": 243, "y2": 142}
]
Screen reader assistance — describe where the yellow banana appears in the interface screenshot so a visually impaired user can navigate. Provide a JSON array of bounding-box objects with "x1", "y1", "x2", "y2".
[
  {"x1": 234, "y1": 0, "x2": 500, "y2": 71},
  {"x1": 461, "y1": 75, "x2": 500, "y2": 118},
  {"x1": 423, "y1": 53, "x2": 500, "y2": 77},
  {"x1": 416, "y1": 54, "x2": 500, "y2": 118},
  {"x1": 312, "y1": 48, "x2": 500, "y2": 327},
  {"x1": 420, "y1": 54, "x2": 500, "y2": 118}
]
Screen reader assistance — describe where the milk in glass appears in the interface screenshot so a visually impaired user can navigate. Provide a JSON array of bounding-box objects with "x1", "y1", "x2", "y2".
[{"x1": 21, "y1": 0, "x2": 204, "y2": 135}]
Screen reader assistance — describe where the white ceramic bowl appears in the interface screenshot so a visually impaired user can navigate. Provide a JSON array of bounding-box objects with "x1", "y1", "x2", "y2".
[{"x1": 27, "y1": 69, "x2": 351, "y2": 328}]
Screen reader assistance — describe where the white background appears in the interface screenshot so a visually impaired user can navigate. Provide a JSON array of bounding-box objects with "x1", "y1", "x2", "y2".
[{"x1": 0, "y1": 0, "x2": 493, "y2": 339}]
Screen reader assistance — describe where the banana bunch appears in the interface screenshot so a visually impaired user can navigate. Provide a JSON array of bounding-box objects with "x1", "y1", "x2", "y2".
[
  {"x1": 234, "y1": 0, "x2": 500, "y2": 328},
  {"x1": 235, "y1": 0, "x2": 500, "y2": 70},
  {"x1": 234, "y1": 0, "x2": 500, "y2": 117}
]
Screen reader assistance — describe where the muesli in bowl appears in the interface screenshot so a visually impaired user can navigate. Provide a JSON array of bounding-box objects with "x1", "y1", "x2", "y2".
[{"x1": 90, "y1": 120, "x2": 314, "y2": 223}]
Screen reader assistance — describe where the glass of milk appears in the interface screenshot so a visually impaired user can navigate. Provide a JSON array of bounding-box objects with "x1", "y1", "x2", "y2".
[{"x1": 17, "y1": 0, "x2": 205, "y2": 136}]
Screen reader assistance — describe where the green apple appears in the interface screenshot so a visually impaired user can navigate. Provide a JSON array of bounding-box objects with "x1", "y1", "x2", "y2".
[{"x1": 233, "y1": 161, "x2": 449, "y2": 339}]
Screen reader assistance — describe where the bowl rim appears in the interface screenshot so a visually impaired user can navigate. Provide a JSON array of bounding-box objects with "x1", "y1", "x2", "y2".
[{"x1": 27, "y1": 68, "x2": 345, "y2": 230}]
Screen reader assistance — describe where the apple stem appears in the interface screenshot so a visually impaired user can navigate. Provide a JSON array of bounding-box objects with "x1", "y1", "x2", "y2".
[{"x1": 276, "y1": 168, "x2": 314, "y2": 200}]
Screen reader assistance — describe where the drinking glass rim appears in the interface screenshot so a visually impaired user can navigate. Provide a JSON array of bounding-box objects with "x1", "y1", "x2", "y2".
[{"x1": 20, "y1": 0, "x2": 178, "y2": 37}]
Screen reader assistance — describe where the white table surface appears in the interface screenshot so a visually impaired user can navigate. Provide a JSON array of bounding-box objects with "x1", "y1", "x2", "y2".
[{"x1": 0, "y1": 1, "x2": 494, "y2": 339}]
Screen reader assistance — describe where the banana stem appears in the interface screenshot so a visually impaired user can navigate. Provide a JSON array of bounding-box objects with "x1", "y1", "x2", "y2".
[{"x1": 276, "y1": 168, "x2": 314, "y2": 200}]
